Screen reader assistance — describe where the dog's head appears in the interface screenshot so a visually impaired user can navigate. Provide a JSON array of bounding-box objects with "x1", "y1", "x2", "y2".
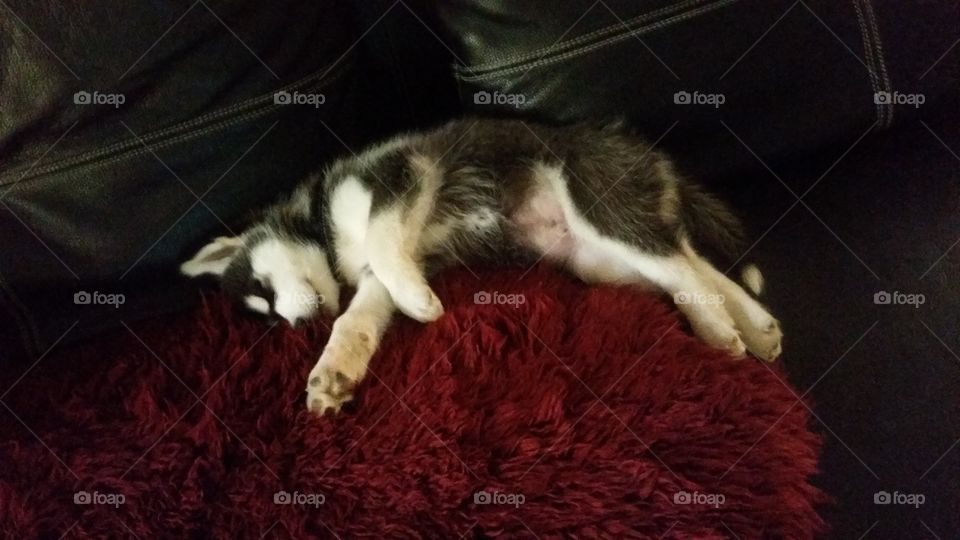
[{"x1": 180, "y1": 219, "x2": 340, "y2": 326}]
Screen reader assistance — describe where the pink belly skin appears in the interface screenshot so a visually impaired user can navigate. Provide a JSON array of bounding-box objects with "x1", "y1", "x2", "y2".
[{"x1": 509, "y1": 187, "x2": 575, "y2": 262}]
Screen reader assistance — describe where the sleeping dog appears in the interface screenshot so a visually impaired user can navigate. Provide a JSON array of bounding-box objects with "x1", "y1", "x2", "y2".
[{"x1": 181, "y1": 118, "x2": 782, "y2": 414}]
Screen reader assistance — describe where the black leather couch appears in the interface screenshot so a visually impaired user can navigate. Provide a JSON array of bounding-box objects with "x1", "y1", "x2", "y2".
[{"x1": 2, "y1": 1, "x2": 957, "y2": 537}]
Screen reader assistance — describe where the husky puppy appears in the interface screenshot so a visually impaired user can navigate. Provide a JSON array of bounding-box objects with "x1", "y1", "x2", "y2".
[{"x1": 181, "y1": 119, "x2": 782, "y2": 414}]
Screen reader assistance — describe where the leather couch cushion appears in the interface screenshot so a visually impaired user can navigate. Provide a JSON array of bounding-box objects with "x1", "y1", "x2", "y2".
[
  {"x1": 0, "y1": 1, "x2": 365, "y2": 354},
  {"x1": 439, "y1": 0, "x2": 957, "y2": 179}
]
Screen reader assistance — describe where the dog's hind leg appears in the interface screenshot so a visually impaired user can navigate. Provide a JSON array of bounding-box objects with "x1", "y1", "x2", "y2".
[
  {"x1": 514, "y1": 163, "x2": 746, "y2": 357},
  {"x1": 681, "y1": 242, "x2": 782, "y2": 361},
  {"x1": 577, "y1": 243, "x2": 747, "y2": 357}
]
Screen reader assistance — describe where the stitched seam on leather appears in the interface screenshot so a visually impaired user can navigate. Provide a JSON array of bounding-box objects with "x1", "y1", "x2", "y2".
[
  {"x1": 6, "y1": 66, "x2": 345, "y2": 181},
  {"x1": 84, "y1": 63, "x2": 345, "y2": 171},
  {"x1": 0, "y1": 59, "x2": 350, "y2": 184},
  {"x1": 456, "y1": 0, "x2": 740, "y2": 81},
  {"x1": 460, "y1": 0, "x2": 710, "y2": 73},
  {"x1": 853, "y1": 0, "x2": 884, "y2": 126},
  {"x1": 862, "y1": 0, "x2": 892, "y2": 127},
  {"x1": 75, "y1": 107, "x2": 280, "y2": 173}
]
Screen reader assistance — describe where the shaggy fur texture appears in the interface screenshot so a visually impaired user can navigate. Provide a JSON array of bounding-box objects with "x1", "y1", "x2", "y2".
[{"x1": 0, "y1": 266, "x2": 824, "y2": 538}]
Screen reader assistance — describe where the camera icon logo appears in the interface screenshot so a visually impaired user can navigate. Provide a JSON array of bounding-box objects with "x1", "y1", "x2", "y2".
[
  {"x1": 74, "y1": 291, "x2": 92, "y2": 305},
  {"x1": 474, "y1": 291, "x2": 492, "y2": 304},
  {"x1": 673, "y1": 491, "x2": 692, "y2": 504},
  {"x1": 873, "y1": 291, "x2": 891, "y2": 305},
  {"x1": 74, "y1": 91, "x2": 92, "y2": 105},
  {"x1": 874, "y1": 491, "x2": 892, "y2": 504},
  {"x1": 474, "y1": 491, "x2": 491, "y2": 504},
  {"x1": 74, "y1": 491, "x2": 92, "y2": 504},
  {"x1": 474, "y1": 91, "x2": 492, "y2": 105},
  {"x1": 673, "y1": 291, "x2": 691, "y2": 305},
  {"x1": 273, "y1": 490, "x2": 291, "y2": 504},
  {"x1": 274, "y1": 91, "x2": 292, "y2": 105},
  {"x1": 874, "y1": 91, "x2": 892, "y2": 105},
  {"x1": 673, "y1": 91, "x2": 691, "y2": 105}
]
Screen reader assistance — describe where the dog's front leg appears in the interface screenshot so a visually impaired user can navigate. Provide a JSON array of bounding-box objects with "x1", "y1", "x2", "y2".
[
  {"x1": 306, "y1": 269, "x2": 395, "y2": 415},
  {"x1": 365, "y1": 206, "x2": 445, "y2": 324}
]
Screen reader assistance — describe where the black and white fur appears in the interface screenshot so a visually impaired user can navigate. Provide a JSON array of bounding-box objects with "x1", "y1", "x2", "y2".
[{"x1": 181, "y1": 119, "x2": 782, "y2": 414}]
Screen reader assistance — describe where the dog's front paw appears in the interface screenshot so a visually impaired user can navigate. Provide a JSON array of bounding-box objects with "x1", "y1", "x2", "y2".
[
  {"x1": 306, "y1": 364, "x2": 356, "y2": 415},
  {"x1": 393, "y1": 284, "x2": 444, "y2": 323},
  {"x1": 305, "y1": 325, "x2": 374, "y2": 415}
]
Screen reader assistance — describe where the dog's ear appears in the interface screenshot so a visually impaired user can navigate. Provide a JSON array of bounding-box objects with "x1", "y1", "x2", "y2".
[{"x1": 180, "y1": 236, "x2": 243, "y2": 277}]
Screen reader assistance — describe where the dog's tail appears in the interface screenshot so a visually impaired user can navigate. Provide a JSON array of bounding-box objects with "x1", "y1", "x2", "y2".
[{"x1": 679, "y1": 182, "x2": 764, "y2": 295}]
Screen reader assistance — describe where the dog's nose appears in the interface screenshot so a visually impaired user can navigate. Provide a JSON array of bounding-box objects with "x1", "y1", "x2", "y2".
[{"x1": 290, "y1": 316, "x2": 304, "y2": 328}]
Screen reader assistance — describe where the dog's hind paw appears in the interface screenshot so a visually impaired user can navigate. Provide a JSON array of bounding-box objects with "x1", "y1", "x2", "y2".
[{"x1": 742, "y1": 319, "x2": 783, "y2": 362}]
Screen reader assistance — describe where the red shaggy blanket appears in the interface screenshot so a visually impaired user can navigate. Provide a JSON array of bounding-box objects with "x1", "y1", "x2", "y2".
[{"x1": 0, "y1": 266, "x2": 824, "y2": 539}]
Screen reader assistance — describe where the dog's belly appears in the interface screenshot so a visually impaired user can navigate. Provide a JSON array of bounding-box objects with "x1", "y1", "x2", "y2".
[
  {"x1": 509, "y1": 173, "x2": 651, "y2": 287},
  {"x1": 509, "y1": 185, "x2": 576, "y2": 261}
]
